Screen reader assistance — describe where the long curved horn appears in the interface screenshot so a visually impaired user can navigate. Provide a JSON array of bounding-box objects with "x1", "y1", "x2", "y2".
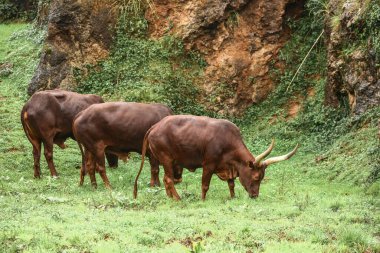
[
  {"x1": 262, "y1": 144, "x2": 299, "y2": 166},
  {"x1": 254, "y1": 139, "x2": 275, "y2": 164}
]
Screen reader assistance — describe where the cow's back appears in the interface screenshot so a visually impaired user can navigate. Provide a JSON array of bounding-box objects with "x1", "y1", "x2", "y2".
[
  {"x1": 148, "y1": 115, "x2": 244, "y2": 168},
  {"x1": 43, "y1": 90, "x2": 104, "y2": 122},
  {"x1": 22, "y1": 90, "x2": 103, "y2": 140},
  {"x1": 74, "y1": 102, "x2": 172, "y2": 153}
]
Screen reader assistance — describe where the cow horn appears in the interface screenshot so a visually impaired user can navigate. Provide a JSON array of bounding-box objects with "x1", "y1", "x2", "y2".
[
  {"x1": 262, "y1": 144, "x2": 299, "y2": 166},
  {"x1": 254, "y1": 139, "x2": 275, "y2": 164}
]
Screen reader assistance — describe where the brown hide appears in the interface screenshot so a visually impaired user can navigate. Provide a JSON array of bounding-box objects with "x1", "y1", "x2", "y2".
[
  {"x1": 20, "y1": 90, "x2": 104, "y2": 178},
  {"x1": 134, "y1": 115, "x2": 298, "y2": 200},
  {"x1": 72, "y1": 102, "x2": 173, "y2": 188}
]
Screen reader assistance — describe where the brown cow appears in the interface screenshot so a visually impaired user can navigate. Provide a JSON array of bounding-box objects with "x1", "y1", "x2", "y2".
[
  {"x1": 20, "y1": 90, "x2": 116, "y2": 178},
  {"x1": 134, "y1": 115, "x2": 299, "y2": 200},
  {"x1": 72, "y1": 102, "x2": 174, "y2": 189}
]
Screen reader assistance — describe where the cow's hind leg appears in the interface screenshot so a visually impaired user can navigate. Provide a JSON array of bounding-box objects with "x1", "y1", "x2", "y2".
[
  {"x1": 201, "y1": 166, "x2": 214, "y2": 200},
  {"x1": 32, "y1": 141, "x2": 42, "y2": 178},
  {"x1": 79, "y1": 149, "x2": 87, "y2": 186},
  {"x1": 94, "y1": 149, "x2": 111, "y2": 189},
  {"x1": 79, "y1": 160, "x2": 85, "y2": 186},
  {"x1": 25, "y1": 128, "x2": 42, "y2": 178},
  {"x1": 43, "y1": 140, "x2": 58, "y2": 177},
  {"x1": 162, "y1": 160, "x2": 180, "y2": 200},
  {"x1": 22, "y1": 112, "x2": 42, "y2": 178},
  {"x1": 79, "y1": 164, "x2": 85, "y2": 186},
  {"x1": 148, "y1": 155, "x2": 160, "y2": 187},
  {"x1": 88, "y1": 152, "x2": 98, "y2": 188},
  {"x1": 79, "y1": 149, "x2": 95, "y2": 187}
]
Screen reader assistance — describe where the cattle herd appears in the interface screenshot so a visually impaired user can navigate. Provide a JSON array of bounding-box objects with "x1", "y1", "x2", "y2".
[{"x1": 21, "y1": 90, "x2": 298, "y2": 200}]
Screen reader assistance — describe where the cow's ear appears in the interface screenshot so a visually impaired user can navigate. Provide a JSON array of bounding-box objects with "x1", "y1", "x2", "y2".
[{"x1": 248, "y1": 160, "x2": 255, "y2": 169}]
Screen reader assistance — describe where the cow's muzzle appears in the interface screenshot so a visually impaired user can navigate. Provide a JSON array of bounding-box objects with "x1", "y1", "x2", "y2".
[{"x1": 249, "y1": 194, "x2": 259, "y2": 199}]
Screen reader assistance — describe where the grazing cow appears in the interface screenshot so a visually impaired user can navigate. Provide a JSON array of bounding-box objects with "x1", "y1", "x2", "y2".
[
  {"x1": 20, "y1": 90, "x2": 116, "y2": 178},
  {"x1": 72, "y1": 102, "x2": 174, "y2": 189},
  {"x1": 134, "y1": 115, "x2": 299, "y2": 200}
]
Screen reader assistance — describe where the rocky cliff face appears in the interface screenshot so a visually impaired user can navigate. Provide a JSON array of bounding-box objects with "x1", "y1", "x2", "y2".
[
  {"x1": 29, "y1": 0, "x2": 303, "y2": 114},
  {"x1": 28, "y1": 0, "x2": 117, "y2": 95},
  {"x1": 29, "y1": 0, "x2": 378, "y2": 115},
  {"x1": 146, "y1": 0, "x2": 304, "y2": 114},
  {"x1": 325, "y1": 0, "x2": 380, "y2": 114}
]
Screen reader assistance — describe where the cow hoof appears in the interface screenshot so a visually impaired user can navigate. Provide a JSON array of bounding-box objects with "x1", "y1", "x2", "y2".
[
  {"x1": 149, "y1": 182, "x2": 161, "y2": 187},
  {"x1": 174, "y1": 178, "x2": 182, "y2": 184}
]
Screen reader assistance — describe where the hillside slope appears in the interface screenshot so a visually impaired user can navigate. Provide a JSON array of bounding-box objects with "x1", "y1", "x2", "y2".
[{"x1": 0, "y1": 23, "x2": 379, "y2": 252}]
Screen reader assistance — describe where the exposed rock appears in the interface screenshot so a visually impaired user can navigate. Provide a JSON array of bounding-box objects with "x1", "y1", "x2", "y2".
[
  {"x1": 28, "y1": 0, "x2": 117, "y2": 95},
  {"x1": 28, "y1": 0, "x2": 308, "y2": 115},
  {"x1": 29, "y1": 0, "x2": 378, "y2": 116},
  {"x1": 146, "y1": 0, "x2": 305, "y2": 114},
  {"x1": 325, "y1": 0, "x2": 380, "y2": 114}
]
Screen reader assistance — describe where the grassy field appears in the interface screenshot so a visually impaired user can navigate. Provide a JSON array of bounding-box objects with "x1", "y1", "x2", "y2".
[{"x1": 0, "y1": 24, "x2": 379, "y2": 253}]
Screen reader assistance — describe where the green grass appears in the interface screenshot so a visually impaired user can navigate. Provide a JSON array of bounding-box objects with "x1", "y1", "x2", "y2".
[{"x1": 0, "y1": 24, "x2": 379, "y2": 253}]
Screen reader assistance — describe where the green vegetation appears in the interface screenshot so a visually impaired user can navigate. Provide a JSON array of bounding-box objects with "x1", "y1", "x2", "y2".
[
  {"x1": 75, "y1": 16, "x2": 207, "y2": 115},
  {"x1": 0, "y1": 3, "x2": 379, "y2": 252},
  {"x1": 115, "y1": 0, "x2": 154, "y2": 17},
  {"x1": 0, "y1": 0, "x2": 44, "y2": 22},
  {"x1": 361, "y1": 1, "x2": 380, "y2": 62},
  {"x1": 327, "y1": 0, "x2": 380, "y2": 64},
  {"x1": 238, "y1": 7, "x2": 380, "y2": 187}
]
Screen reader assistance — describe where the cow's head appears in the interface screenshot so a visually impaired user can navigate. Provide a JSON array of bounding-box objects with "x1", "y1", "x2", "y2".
[{"x1": 239, "y1": 140, "x2": 299, "y2": 198}]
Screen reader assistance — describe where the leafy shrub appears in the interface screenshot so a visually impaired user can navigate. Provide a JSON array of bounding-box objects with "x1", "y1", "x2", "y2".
[
  {"x1": 362, "y1": 1, "x2": 380, "y2": 63},
  {"x1": 75, "y1": 15, "x2": 207, "y2": 115},
  {"x1": 336, "y1": 1, "x2": 380, "y2": 64},
  {"x1": 0, "y1": 0, "x2": 44, "y2": 22}
]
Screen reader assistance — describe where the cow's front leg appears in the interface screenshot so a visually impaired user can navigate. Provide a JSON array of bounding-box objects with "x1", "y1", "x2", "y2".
[
  {"x1": 94, "y1": 149, "x2": 111, "y2": 189},
  {"x1": 105, "y1": 152, "x2": 118, "y2": 168},
  {"x1": 228, "y1": 179, "x2": 235, "y2": 198},
  {"x1": 173, "y1": 164, "x2": 183, "y2": 184}
]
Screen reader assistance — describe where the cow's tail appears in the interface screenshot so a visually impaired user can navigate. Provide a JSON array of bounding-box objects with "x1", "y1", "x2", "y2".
[
  {"x1": 20, "y1": 106, "x2": 37, "y2": 147},
  {"x1": 20, "y1": 107, "x2": 29, "y2": 140},
  {"x1": 133, "y1": 127, "x2": 152, "y2": 199}
]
